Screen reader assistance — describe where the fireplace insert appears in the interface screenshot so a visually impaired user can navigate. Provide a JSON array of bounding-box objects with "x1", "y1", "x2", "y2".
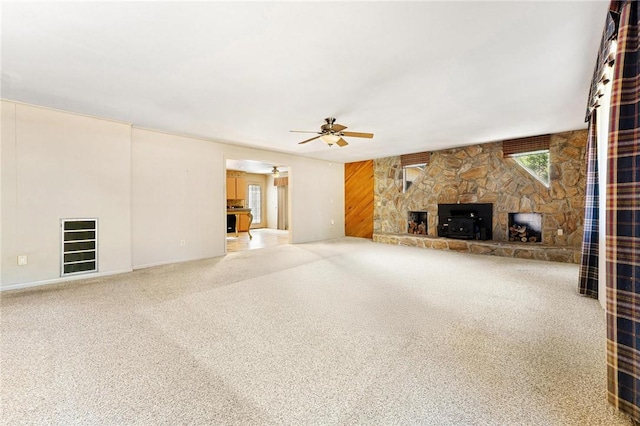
[
  {"x1": 446, "y1": 216, "x2": 477, "y2": 239},
  {"x1": 437, "y1": 203, "x2": 492, "y2": 240}
]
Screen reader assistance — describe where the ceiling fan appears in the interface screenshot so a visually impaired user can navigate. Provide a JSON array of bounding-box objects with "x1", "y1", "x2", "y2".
[{"x1": 291, "y1": 117, "x2": 374, "y2": 147}]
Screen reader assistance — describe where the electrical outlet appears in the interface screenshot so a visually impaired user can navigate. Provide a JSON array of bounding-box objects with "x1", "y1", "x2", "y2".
[
  {"x1": 331, "y1": 219, "x2": 335, "y2": 225},
  {"x1": 180, "y1": 239, "x2": 186, "y2": 246},
  {"x1": 557, "y1": 228, "x2": 563, "y2": 236},
  {"x1": 17, "y1": 255, "x2": 28, "y2": 266}
]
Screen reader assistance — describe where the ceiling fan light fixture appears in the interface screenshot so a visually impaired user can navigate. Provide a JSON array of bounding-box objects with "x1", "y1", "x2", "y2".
[
  {"x1": 271, "y1": 166, "x2": 280, "y2": 177},
  {"x1": 320, "y1": 134, "x2": 341, "y2": 145},
  {"x1": 292, "y1": 117, "x2": 372, "y2": 148}
]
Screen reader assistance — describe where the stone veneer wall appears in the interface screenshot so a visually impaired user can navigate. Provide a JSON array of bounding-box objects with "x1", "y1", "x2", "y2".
[{"x1": 373, "y1": 130, "x2": 587, "y2": 262}]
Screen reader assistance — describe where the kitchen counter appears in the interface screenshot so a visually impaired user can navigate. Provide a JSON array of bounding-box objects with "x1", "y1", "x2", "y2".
[{"x1": 226, "y1": 208, "x2": 253, "y2": 239}]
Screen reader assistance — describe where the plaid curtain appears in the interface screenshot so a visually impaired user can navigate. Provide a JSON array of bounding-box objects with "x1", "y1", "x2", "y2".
[
  {"x1": 579, "y1": 113, "x2": 599, "y2": 298},
  {"x1": 606, "y1": 0, "x2": 640, "y2": 421}
]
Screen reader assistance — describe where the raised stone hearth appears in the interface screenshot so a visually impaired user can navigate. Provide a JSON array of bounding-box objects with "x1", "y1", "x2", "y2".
[{"x1": 373, "y1": 233, "x2": 579, "y2": 264}]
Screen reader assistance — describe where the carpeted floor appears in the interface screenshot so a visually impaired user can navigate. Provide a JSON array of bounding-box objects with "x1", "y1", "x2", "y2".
[{"x1": 0, "y1": 238, "x2": 633, "y2": 425}]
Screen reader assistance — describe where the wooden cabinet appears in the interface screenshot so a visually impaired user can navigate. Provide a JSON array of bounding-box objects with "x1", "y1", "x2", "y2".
[
  {"x1": 226, "y1": 177, "x2": 246, "y2": 200},
  {"x1": 226, "y1": 178, "x2": 235, "y2": 199},
  {"x1": 238, "y1": 214, "x2": 251, "y2": 232},
  {"x1": 236, "y1": 177, "x2": 246, "y2": 199}
]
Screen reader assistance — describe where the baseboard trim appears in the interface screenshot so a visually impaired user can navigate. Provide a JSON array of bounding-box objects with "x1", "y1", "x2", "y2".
[
  {"x1": 133, "y1": 254, "x2": 222, "y2": 271},
  {"x1": 0, "y1": 268, "x2": 134, "y2": 292}
]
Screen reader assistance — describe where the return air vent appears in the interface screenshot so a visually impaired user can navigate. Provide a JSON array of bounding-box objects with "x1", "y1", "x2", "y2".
[{"x1": 61, "y1": 219, "x2": 98, "y2": 276}]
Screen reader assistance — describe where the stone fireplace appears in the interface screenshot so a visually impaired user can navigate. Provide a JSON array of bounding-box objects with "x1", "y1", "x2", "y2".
[{"x1": 370, "y1": 129, "x2": 588, "y2": 263}]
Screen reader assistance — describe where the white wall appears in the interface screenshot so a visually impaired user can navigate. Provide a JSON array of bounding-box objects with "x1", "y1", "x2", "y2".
[
  {"x1": 596, "y1": 80, "x2": 612, "y2": 309},
  {"x1": 1, "y1": 101, "x2": 132, "y2": 289},
  {"x1": 131, "y1": 128, "x2": 224, "y2": 268},
  {"x1": 0, "y1": 102, "x2": 15, "y2": 288},
  {"x1": 266, "y1": 173, "x2": 279, "y2": 229},
  {"x1": 1, "y1": 100, "x2": 345, "y2": 289},
  {"x1": 289, "y1": 162, "x2": 344, "y2": 243}
]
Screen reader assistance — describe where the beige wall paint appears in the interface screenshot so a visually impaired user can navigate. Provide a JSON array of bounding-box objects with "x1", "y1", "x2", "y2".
[
  {"x1": 1, "y1": 101, "x2": 17, "y2": 287},
  {"x1": 131, "y1": 128, "x2": 224, "y2": 269},
  {"x1": 266, "y1": 174, "x2": 278, "y2": 229},
  {"x1": 1, "y1": 101, "x2": 132, "y2": 288},
  {"x1": 1, "y1": 100, "x2": 345, "y2": 288}
]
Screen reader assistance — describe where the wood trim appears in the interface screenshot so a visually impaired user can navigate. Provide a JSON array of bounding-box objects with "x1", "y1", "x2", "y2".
[
  {"x1": 502, "y1": 134, "x2": 550, "y2": 156},
  {"x1": 345, "y1": 160, "x2": 374, "y2": 239},
  {"x1": 226, "y1": 170, "x2": 246, "y2": 178},
  {"x1": 274, "y1": 177, "x2": 288, "y2": 187},
  {"x1": 400, "y1": 152, "x2": 430, "y2": 167}
]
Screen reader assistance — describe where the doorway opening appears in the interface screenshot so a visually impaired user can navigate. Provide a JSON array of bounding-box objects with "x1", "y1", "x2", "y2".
[{"x1": 225, "y1": 159, "x2": 290, "y2": 252}]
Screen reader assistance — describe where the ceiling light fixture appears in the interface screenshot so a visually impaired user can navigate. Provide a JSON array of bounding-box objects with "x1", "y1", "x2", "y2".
[
  {"x1": 272, "y1": 166, "x2": 280, "y2": 177},
  {"x1": 320, "y1": 134, "x2": 341, "y2": 146}
]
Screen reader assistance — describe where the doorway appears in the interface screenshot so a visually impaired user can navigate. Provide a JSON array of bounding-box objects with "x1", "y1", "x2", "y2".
[{"x1": 225, "y1": 159, "x2": 290, "y2": 252}]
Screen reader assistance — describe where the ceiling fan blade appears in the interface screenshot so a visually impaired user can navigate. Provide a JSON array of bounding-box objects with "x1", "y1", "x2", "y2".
[
  {"x1": 336, "y1": 138, "x2": 349, "y2": 147},
  {"x1": 341, "y1": 131, "x2": 374, "y2": 138},
  {"x1": 332, "y1": 123, "x2": 347, "y2": 132},
  {"x1": 298, "y1": 135, "x2": 323, "y2": 145},
  {"x1": 290, "y1": 130, "x2": 320, "y2": 134}
]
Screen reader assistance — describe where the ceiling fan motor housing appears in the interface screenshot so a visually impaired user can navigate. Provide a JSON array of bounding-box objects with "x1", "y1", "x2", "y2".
[{"x1": 321, "y1": 117, "x2": 338, "y2": 133}]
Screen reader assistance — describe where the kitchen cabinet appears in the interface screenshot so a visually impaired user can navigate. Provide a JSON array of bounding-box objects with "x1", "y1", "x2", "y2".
[
  {"x1": 238, "y1": 213, "x2": 251, "y2": 232},
  {"x1": 226, "y1": 177, "x2": 246, "y2": 200},
  {"x1": 226, "y1": 209, "x2": 253, "y2": 239}
]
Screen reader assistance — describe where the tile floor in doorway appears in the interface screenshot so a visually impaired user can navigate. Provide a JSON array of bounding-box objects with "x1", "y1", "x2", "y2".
[{"x1": 226, "y1": 228, "x2": 289, "y2": 253}]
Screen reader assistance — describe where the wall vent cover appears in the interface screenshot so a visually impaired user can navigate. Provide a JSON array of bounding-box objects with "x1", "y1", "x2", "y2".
[{"x1": 61, "y1": 219, "x2": 98, "y2": 276}]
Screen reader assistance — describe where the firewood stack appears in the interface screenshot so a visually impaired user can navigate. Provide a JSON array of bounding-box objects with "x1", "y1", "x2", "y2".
[{"x1": 509, "y1": 224, "x2": 541, "y2": 243}]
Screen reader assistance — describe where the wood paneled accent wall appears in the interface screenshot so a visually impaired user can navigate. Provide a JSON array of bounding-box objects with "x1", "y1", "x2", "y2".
[{"x1": 345, "y1": 160, "x2": 374, "y2": 238}]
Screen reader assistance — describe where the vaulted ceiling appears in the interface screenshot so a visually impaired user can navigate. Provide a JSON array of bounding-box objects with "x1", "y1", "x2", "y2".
[{"x1": 1, "y1": 1, "x2": 608, "y2": 163}]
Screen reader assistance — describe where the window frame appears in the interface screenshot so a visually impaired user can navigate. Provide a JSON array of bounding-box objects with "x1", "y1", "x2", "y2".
[
  {"x1": 247, "y1": 183, "x2": 262, "y2": 224},
  {"x1": 402, "y1": 164, "x2": 426, "y2": 193},
  {"x1": 511, "y1": 149, "x2": 551, "y2": 188}
]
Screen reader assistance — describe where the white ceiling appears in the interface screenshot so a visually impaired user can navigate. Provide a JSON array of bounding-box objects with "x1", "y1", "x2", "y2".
[
  {"x1": 1, "y1": 1, "x2": 608, "y2": 164},
  {"x1": 226, "y1": 158, "x2": 287, "y2": 175}
]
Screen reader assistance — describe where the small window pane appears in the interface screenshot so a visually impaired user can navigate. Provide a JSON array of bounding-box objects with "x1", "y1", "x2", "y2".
[
  {"x1": 403, "y1": 164, "x2": 425, "y2": 192},
  {"x1": 512, "y1": 150, "x2": 550, "y2": 187},
  {"x1": 248, "y1": 184, "x2": 262, "y2": 223}
]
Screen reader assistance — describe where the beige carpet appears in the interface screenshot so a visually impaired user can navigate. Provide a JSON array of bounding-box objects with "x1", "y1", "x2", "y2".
[{"x1": 0, "y1": 238, "x2": 633, "y2": 425}]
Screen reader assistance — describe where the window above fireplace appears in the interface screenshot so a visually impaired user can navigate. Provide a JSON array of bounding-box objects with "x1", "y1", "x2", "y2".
[
  {"x1": 502, "y1": 135, "x2": 550, "y2": 188},
  {"x1": 402, "y1": 164, "x2": 425, "y2": 192},
  {"x1": 400, "y1": 151, "x2": 430, "y2": 193},
  {"x1": 512, "y1": 150, "x2": 550, "y2": 187}
]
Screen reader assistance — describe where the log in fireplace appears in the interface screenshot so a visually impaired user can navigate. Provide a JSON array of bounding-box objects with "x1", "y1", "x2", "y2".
[
  {"x1": 407, "y1": 211, "x2": 428, "y2": 235},
  {"x1": 508, "y1": 213, "x2": 542, "y2": 243}
]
